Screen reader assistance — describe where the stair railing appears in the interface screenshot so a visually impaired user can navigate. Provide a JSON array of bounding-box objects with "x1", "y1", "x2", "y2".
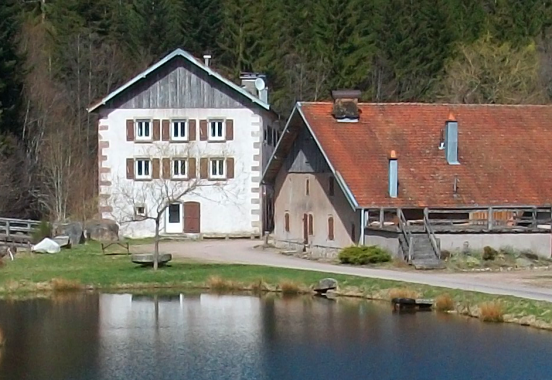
[
  {"x1": 397, "y1": 209, "x2": 413, "y2": 262},
  {"x1": 423, "y1": 208, "x2": 441, "y2": 259}
]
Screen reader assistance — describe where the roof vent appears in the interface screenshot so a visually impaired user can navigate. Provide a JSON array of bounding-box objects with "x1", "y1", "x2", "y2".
[
  {"x1": 331, "y1": 90, "x2": 361, "y2": 122},
  {"x1": 203, "y1": 53, "x2": 212, "y2": 67}
]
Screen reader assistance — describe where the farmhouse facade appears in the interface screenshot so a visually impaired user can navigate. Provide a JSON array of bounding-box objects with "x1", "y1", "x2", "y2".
[
  {"x1": 89, "y1": 49, "x2": 281, "y2": 238},
  {"x1": 263, "y1": 92, "x2": 552, "y2": 267}
]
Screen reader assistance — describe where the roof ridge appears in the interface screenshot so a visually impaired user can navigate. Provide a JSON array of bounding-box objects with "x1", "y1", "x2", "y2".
[{"x1": 301, "y1": 101, "x2": 552, "y2": 108}]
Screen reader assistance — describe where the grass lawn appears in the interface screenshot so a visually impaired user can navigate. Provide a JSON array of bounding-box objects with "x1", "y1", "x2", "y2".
[{"x1": 1, "y1": 242, "x2": 551, "y2": 329}]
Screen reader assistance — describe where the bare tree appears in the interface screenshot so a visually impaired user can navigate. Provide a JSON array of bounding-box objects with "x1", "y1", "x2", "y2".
[{"x1": 110, "y1": 145, "x2": 236, "y2": 270}]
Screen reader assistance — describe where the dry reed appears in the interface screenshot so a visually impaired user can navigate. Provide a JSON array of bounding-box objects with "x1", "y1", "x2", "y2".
[
  {"x1": 387, "y1": 288, "x2": 420, "y2": 300},
  {"x1": 50, "y1": 278, "x2": 83, "y2": 292},
  {"x1": 479, "y1": 302, "x2": 504, "y2": 322},
  {"x1": 206, "y1": 276, "x2": 242, "y2": 291},
  {"x1": 278, "y1": 280, "x2": 301, "y2": 295},
  {"x1": 434, "y1": 294, "x2": 455, "y2": 312}
]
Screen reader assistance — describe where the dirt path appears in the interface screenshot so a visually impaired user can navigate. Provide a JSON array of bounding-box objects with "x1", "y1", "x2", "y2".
[{"x1": 136, "y1": 240, "x2": 552, "y2": 303}]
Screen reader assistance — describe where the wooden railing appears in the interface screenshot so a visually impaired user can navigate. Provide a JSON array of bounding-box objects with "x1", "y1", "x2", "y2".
[
  {"x1": 397, "y1": 209, "x2": 413, "y2": 261},
  {"x1": 423, "y1": 208, "x2": 441, "y2": 259},
  {"x1": 0, "y1": 217, "x2": 41, "y2": 245}
]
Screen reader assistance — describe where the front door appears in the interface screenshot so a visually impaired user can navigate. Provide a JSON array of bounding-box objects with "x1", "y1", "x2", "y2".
[
  {"x1": 184, "y1": 201, "x2": 201, "y2": 233},
  {"x1": 165, "y1": 203, "x2": 183, "y2": 233}
]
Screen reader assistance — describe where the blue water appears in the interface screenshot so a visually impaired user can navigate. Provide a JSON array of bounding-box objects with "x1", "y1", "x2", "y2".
[{"x1": 0, "y1": 293, "x2": 550, "y2": 380}]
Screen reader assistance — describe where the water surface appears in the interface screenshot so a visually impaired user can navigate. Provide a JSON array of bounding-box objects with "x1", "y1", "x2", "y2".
[{"x1": 0, "y1": 292, "x2": 550, "y2": 380}]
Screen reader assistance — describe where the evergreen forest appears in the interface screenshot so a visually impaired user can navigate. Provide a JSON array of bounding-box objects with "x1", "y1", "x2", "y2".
[{"x1": 1, "y1": 0, "x2": 552, "y2": 219}]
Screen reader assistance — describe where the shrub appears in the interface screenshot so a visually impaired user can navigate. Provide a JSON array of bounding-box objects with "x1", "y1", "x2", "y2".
[
  {"x1": 434, "y1": 294, "x2": 455, "y2": 312},
  {"x1": 338, "y1": 245, "x2": 391, "y2": 265},
  {"x1": 479, "y1": 302, "x2": 504, "y2": 322},
  {"x1": 31, "y1": 220, "x2": 52, "y2": 244},
  {"x1": 499, "y1": 246, "x2": 516, "y2": 257},
  {"x1": 482, "y1": 246, "x2": 498, "y2": 261},
  {"x1": 440, "y1": 250, "x2": 451, "y2": 260}
]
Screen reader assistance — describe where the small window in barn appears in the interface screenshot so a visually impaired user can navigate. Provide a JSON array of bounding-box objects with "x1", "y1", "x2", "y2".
[
  {"x1": 328, "y1": 216, "x2": 334, "y2": 240},
  {"x1": 284, "y1": 212, "x2": 290, "y2": 232},
  {"x1": 134, "y1": 205, "x2": 147, "y2": 220},
  {"x1": 172, "y1": 120, "x2": 187, "y2": 141},
  {"x1": 172, "y1": 159, "x2": 187, "y2": 179},
  {"x1": 209, "y1": 119, "x2": 225, "y2": 141},
  {"x1": 306, "y1": 179, "x2": 310, "y2": 195},
  {"x1": 135, "y1": 159, "x2": 151, "y2": 179},
  {"x1": 267, "y1": 126, "x2": 273, "y2": 145},
  {"x1": 135, "y1": 119, "x2": 152, "y2": 141},
  {"x1": 329, "y1": 176, "x2": 335, "y2": 196},
  {"x1": 308, "y1": 214, "x2": 314, "y2": 235}
]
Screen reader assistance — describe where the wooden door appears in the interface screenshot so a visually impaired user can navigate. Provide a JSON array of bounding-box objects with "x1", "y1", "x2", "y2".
[
  {"x1": 184, "y1": 202, "x2": 201, "y2": 233},
  {"x1": 303, "y1": 213, "x2": 308, "y2": 244}
]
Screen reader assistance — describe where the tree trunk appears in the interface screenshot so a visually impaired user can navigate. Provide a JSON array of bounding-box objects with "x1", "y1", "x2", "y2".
[{"x1": 154, "y1": 218, "x2": 160, "y2": 270}]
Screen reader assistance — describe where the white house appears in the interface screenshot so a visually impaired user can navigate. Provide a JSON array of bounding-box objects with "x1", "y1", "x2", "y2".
[{"x1": 88, "y1": 49, "x2": 281, "y2": 238}]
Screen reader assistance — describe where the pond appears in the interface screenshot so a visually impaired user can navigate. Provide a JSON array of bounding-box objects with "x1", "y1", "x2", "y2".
[{"x1": 0, "y1": 292, "x2": 551, "y2": 380}]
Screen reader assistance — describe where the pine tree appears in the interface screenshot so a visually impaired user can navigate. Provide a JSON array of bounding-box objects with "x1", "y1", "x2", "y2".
[{"x1": 0, "y1": 0, "x2": 23, "y2": 136}]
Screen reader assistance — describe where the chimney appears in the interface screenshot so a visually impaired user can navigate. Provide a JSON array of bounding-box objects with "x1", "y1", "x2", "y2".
[
  {"x1": 445, "y1": 112, "x2": 459, "y2": 165},
  {"x1": 240, "y1": 72, "x2": 269, "y2": 104},
  {"x1": 388, "y1": 150, "x2": 398, "y2": 198},
  {"x1": 331, "y1": 90, "x2": 361, "y2": 122},
  {"x1": 203, "y1": 53, "x2": 212, "y2": 67}
]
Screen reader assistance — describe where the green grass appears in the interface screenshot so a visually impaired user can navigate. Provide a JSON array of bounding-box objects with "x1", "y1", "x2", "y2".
[{"x1": 1, "y1": 242, "x2": 552, "y2": 329}]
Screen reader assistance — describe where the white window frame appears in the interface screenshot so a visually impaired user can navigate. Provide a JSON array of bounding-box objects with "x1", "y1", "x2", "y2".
[
  {"x1": 209, "y1": 158, "x2": 226, "y2": 179},
  {"x1": 134, "y1": 205, "x2": 147, "y2": 219},
  {"x1": 171, "y1": 158, "x2": 188, "y2": 179},
  {"x1": 135, "y1": 119, "x2": 152, "y2": 141},
  {"x1": 171, "y1": 119, "x2": 188, "y2": 141},
  {"x1": 135, "y1": 158, "x2": 152, "y2": 180},
  {"x1": 208, "y1": 119, "x2": 225, "y2": 141}
]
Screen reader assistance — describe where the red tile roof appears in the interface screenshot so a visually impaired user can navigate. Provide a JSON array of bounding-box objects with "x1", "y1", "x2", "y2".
[{"x1": 299, "y1": 102, "x2": 552, "y2": 208}]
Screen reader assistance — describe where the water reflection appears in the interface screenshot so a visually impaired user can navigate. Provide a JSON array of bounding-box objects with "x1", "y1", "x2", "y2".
[{"x1": 0, "y1": 293, "x2": 551, "y2": 380}]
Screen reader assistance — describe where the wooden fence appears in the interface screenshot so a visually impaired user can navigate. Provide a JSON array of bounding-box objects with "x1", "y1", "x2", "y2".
[{"x1": 0, "y1": 218, "x2": 41, "y2": 246}]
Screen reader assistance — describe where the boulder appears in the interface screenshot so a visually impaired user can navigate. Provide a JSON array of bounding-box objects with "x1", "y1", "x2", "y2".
[
  {"x1": 85, "y1": 219, "x2": 119, "y2": 242},
  {"x1": 314, "y1": 278, "x2": 338, "y2": 293},
  {"x1": 54, "y1": 222, "x2": 84, "y2": 246}
]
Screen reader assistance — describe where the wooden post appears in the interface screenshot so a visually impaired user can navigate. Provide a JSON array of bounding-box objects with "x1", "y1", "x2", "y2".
[
  {"x1": 6, "y1": 221, "x2": 10, "y2": 239},
  {"x1": 532, "y1": 207, "x2": 538, "y2": 229},
  {"x1": 379, "y1": 208, "x2": 384, "y2": 228},
  {"x1": 487, "y1": 207, "x2": 493, "y2": 230}
]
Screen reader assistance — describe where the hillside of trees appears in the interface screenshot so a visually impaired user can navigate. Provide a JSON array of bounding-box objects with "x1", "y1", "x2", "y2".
[{"x1": 1, "y1": 0, "x2": 552, "y2": 220}]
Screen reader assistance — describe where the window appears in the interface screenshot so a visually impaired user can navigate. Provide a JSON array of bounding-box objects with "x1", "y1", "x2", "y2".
[
  {"x1": 209, "y1": 158, "x2": 225, "y2": 179},
  {"x1": 267, "y1": 126, "x2": 273, "y2": 145},
  {"x1": 134, "y1": 205, "x2": 146, "y2": 218},
  {"x1": 136, "y1": 120, "x2": 151, "y2": 141},
  {"x1": 306, "y1": 179, "x2": 310, "y2": 195},
  {"x1": 308, "y1": 214, "x2": 314, "y2": 235},
  {"x1": 135, "y1": 159, "x2": 151, "y2": 179},
  {"x1": 209, "y1": 120, "x2": 225, "y2": 140},
  {"x1": 172, "y1": 159, "x2": 187, "y2": 179},
  {"x1": 329, "y1": 176, "x2": 335, "y2": 196},
  {"x1": 328, "y1": 216, "x2": 334, "y2": 240},
  {"x1": 284, "y1": 212, "x2": 290, "y2": 232},
  {"x1": 172, "y1": 120, "x2": 187, "y2": 141}
]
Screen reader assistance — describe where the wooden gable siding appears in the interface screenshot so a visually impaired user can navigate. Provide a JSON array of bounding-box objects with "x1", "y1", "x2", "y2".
[
  {"x1": 108, "y1": 57, "x2": 247, "y2": 109},
  {"x1": 285, "y1": 127, "x2": 329, "y2": 173}
]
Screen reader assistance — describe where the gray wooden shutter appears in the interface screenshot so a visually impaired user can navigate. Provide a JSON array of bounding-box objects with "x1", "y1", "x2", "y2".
[
  {"x1": 189, "y1": 120, "x2": 197, "y2": 141},
  {"x1": 162, "y1": 158, "x2": 170, "y2": 179},
  {"x1": 152, "y1": 158, "x2": 160, "y2": 179},
  {"x1": 226, "y1": 157, "x2": 234, "y2": 179},
  {"x1": 126, "y1": 120, "x2": 134, "y2": 141},
  {"x1": 126, "y1": 158, "x2": 134, "y2": 179},
  {"x1": 153, "y1": 119, "x2": 161, "y2": 141},
  {"x1": 162, "y1": 120, "x2": 170, "y2": 141},
  {"x1": 188, "y1": 158, "x2": 196, "y2": 179},
  {"x1": 225, "y1": 119, "x2": 234, "y2": 141},
  {"x1": 199, "y1": 120, "x2": 207, "y2": 141},
  {"x1": 200, "y1": 158, "x2": 208, "y2": 179}
]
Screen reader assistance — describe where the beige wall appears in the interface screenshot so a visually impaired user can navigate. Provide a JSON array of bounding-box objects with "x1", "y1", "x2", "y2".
[{"x1": 273, "y1": 170, "x2": 359, "y2": 257}]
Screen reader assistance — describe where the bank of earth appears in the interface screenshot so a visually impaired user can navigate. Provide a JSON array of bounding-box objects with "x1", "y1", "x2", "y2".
[{"x1": 0, "y1": 241, "x2": 551, "y2": 331}]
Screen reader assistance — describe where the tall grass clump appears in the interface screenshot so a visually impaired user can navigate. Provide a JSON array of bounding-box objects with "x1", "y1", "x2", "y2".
[
  {"x1": 479, "y1": 302, "x2": 504, "y2": 322},
  {"x1": 434, "y1": 293, "x2": 455, "y2": 312},
  {"x1": 50, "y1": 278, "x2": 83, "y2": 292},
  {"x1": 387, "y1": 288, "x2": 420, "y2": 300},
  {"x1": 279, "y1": 280, "x2": 301, "y2": 295},
  {"x1": 338, "y1": 246, "x2": 391, "y2": 265},
  {"x1": 206, "y1": 276, "x2": 242, "y2": 292}
]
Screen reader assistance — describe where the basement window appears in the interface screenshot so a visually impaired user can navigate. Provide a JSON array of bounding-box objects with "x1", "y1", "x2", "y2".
[{"x1": 134, "y1": 205, "x2": 146, "y2": 219}]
